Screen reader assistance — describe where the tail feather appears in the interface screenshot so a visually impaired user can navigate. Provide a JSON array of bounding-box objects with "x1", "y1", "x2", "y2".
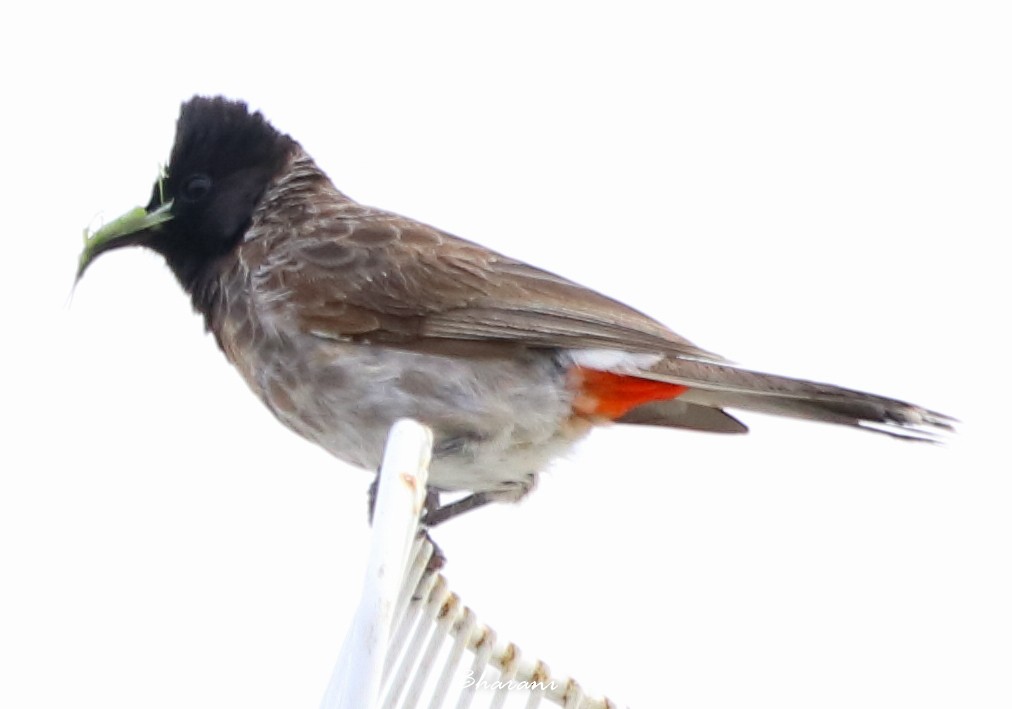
[
  {"x1": 617, "y1": 399, "x2": 749, "y2": 434},
  {"x1": 639, "y1": 359, "x2": 956, "y2": 442}
]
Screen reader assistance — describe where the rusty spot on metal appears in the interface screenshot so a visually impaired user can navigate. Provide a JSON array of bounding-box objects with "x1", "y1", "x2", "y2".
[
  {"x1": 474, "y1": 627, "x2": 492, "y2": 649},
  {"x1": 438, "y1": 593, "x2": 459, "y2": 619},
  {"x1": 530, "y1": 660, "x2": 550, "y2": 684},
  {"x1": 452, "y1": 607, "x2": 477, "y2": 637},
  {"x1": 399, "y1": 472, "x2": 417, "y2": 491},
  {"x1": 497, "y1": 642, "x2": 519, "y2": 673},
  {"x1": 563, "y1": 678, "x2": 581, "y2": 701}
]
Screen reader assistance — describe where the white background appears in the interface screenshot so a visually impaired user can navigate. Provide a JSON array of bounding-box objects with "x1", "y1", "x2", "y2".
[{"x1": 1, "y1": 2, "x2": 1008, "y2": 707}]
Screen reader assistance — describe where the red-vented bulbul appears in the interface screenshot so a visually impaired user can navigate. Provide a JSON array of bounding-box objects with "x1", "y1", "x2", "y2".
[{"x1": 77, "y1": 96, "x2": 954, "y2": 524}]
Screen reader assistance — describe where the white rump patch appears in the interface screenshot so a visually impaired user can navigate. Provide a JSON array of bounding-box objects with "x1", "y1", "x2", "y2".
[{"x1": 567, "y1": 349, "x2": 663, "y2": 373}]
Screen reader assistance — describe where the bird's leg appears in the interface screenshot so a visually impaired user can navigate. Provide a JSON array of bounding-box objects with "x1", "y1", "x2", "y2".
[
  {"x1": 422, "y1": 492, "x2": 495, "y2": 526},
  {"x1": 418, "y1": 527, "x2": 447, "y2": 573},
  {"x1": 423, "y1": 474, "x2": 536, "y2": 526},
  {"x1": 367, "y1": 475, "x2": 445, "y2": 578},
  {"x1": 368, "y1": 473, "x2": 460, "y2": 530},
  {"x1": 423, "y1": 488, "x2": 441, "y2": 516},
  {"x1": 366, "y1": 471, "x2": 380, "y2": 525}
]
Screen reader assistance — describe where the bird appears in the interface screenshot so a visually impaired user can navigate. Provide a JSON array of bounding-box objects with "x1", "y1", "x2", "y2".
[{"x1": 77, "y1": 96, "x2": 954, "y2": 525}]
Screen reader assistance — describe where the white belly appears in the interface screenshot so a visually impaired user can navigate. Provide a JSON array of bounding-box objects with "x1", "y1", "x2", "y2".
[{"x1": 245, "y1": 335, "x2": 588, "y2": 494}]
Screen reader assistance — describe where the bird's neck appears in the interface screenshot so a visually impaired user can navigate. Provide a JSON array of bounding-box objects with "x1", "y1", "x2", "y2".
[
  {"x1": 169, "y1": 149, "x2": 360, "y2": 337},
  {"x1": 168, "y1": 254, "x2": 231, "y2": 334}
]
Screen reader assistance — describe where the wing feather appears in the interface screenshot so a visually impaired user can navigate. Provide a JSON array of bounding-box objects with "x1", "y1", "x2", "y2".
[{"x1": 250, "y1": 207, "x2": 722, "y2": 360}]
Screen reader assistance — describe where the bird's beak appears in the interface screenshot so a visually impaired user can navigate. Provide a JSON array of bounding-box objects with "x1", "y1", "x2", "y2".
[{"x1": 76, "y1": 201, "x2": 174, "y2": 281}]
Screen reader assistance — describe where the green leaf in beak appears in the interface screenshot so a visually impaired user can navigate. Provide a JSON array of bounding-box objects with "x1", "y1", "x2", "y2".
[{"x1": 77, "y1": 201, "x2": 174, "y2": 281}]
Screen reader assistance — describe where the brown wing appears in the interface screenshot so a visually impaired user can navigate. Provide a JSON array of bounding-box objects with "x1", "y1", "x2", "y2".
[{"x1": 247, "y1": 205, "x2": 723, "y2": 361}]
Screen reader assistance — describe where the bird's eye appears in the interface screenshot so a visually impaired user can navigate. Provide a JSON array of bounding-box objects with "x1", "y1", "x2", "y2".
[{"x1": 180, "y1": 173, "x2": 213, "y2": 203}]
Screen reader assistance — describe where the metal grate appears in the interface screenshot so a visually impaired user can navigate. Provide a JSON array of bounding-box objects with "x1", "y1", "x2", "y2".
[{"x1": 320, "y1": 420, "x2": 624, "y2": 709}]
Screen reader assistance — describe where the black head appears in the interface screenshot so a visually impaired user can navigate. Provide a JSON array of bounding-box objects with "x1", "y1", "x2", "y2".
[
  {"x1": 152, "y1": 97, "x2": 296, "y2": 282},
  {"x1": 78, "y1": 96, "x2": 297, "y2": 293}
]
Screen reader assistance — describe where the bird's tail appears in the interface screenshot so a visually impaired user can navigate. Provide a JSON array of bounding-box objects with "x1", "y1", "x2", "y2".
[{"x1": 632, "y1": 358, "x2": 956, "y2": 442}]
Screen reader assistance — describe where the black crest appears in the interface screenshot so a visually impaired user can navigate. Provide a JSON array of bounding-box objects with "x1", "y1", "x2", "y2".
[{"x1": 165, "y1": 97, "x2": 293, "y2": 189}]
